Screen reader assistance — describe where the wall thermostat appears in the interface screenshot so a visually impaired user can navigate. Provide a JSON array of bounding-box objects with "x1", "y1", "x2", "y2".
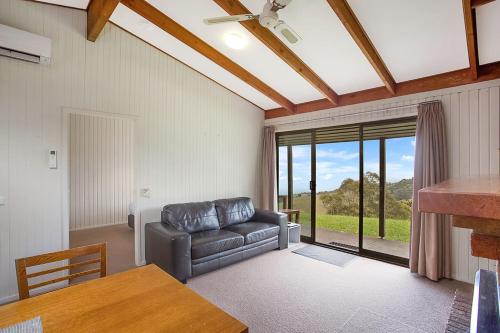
[{"x1": 48, "y1": 149, "x2": 57, "y2": 169}]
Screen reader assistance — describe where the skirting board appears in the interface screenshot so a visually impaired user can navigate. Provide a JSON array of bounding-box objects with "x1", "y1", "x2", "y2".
[{"x1": 69, "y1": 221, "x2": 128, "y2": 232}]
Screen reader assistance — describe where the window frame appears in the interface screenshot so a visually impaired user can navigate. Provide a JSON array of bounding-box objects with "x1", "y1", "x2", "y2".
[{"x1": 275, "y1": 116, "x2": 417, "y2": 266}]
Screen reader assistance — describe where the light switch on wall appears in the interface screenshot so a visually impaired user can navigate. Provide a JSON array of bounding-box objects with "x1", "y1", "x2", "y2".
[{"x1": 140, "y1": 188, "x2": 151, "y2": 198}]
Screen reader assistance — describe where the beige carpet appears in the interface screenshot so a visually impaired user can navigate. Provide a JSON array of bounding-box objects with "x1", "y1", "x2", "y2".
[
  {"x1": 188, "y1": 244, "x2": 472, "y2": 333},
  {"x1": 68, "y1": 227, "x2": 472, "y2": 333}
]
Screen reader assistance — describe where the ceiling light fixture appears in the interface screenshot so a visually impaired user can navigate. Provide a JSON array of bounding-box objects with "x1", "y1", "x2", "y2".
[{"x1": 224, "y1": 32, "x2": 247, "y2": 50}]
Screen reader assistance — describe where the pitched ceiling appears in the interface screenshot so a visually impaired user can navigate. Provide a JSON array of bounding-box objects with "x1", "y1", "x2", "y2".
[
  {"x1": 476, "y1": 1, "x2": 500, "y2": 65},
  {"x1": 347, "y1": 0, "x2": 469, "y2": 82},
  {"x1": 34, "y1": 0, "x2": 500, "y2": 114}
]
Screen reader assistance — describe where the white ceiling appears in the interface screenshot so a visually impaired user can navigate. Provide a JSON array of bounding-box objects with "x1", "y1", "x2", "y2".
[
  {"x1": 33, "y1": 0, "x2": 499, "y2": 110},
  {"x1": 476, "y1": 1, "x2": 500, "y2": 65},
  {"x1": 110, "y1": 4, "x2": 280, "y2": 109},
  {"x1": 145, "y1": 0, "x2": 323, "y2": 104},
  {"x1": 348, "y1": 0, "x2": 470, "y2": 82},
  {"x1": 241, "y1": 0, "x2": 383, "y2": 94},
  {"x1": 35, "y1": 0, "x2": 89, "y2": 10}
]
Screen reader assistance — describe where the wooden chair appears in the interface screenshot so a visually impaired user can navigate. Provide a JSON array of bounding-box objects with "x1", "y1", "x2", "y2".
[{"x1": 15, "y1": 242, "x2": 107, "y2": 300}]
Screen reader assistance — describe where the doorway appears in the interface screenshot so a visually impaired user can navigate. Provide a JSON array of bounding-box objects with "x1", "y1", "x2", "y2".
[
  {"x1": 66, "y1": 112, "x2": 136, "y2": 278},
  {"x1": 277, "y1": 118, "x2": 416, "y2": 265}
]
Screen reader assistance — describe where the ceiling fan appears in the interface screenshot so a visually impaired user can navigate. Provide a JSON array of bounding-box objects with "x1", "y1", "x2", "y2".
[{"x1": 203, "y1": 0, "x2": 301, "y2": 44}]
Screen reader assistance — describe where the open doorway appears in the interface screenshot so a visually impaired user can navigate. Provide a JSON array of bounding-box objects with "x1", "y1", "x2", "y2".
[{"x1": 66, "y1": 112, "x2": 135, "y2": 281}]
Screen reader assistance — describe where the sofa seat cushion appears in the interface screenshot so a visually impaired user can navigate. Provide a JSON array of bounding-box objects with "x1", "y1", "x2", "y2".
[
  {"x1": 224, "y1": 222, "x2": 279, "y2": 245},
  {"x1": 190, "y1": 229, "x2": 244, "y2": 260}
]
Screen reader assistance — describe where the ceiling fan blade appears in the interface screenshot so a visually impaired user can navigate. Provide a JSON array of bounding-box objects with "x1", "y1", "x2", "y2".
[
  {"x1": 273, "y1": 20, "x2": 301, "y2": 44},
  {"x1": 271, "y1": 0, "x2": 293, "y2": 12},
  {"x1": 203, "y1": 14, "x2": 259, "y2": 25}
]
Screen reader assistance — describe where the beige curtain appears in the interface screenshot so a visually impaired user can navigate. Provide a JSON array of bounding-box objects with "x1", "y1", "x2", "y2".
[
  {"x1": 410, "y1": 101, "x2": 451, "y2": 281},
  {"x1": 261, "y1": 126, "x2": 276, "y2": 211}
]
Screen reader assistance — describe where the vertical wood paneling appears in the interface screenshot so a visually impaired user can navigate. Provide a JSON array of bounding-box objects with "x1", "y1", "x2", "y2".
[
  {"x1": 69, "y1": 114, "x2": 134, "y2": 231},
  {"x1": 266, "y1": 79, "x2": 500, "y2": 284},
  {"x1": 0, "y1": 0, "x2": 263, "y2": 302}
]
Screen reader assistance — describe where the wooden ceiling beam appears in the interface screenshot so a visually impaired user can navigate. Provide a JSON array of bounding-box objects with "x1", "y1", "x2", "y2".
[
  {"x1": 120, "y1": 0, "x2": 295, "y2": 112},
  {"x1": 213, "y1": 0, "x2": 339, "y2": 105},
  {"x1": 265, "y1": 61, "x2": 500, "y2": 119},
  {"x1": 87, "y1": 0, "x2": 121, "y2": 42},
  {"x1": 463, "y1": 0, "x2": 479, "y2": 79},
  {"x1": 326, "y1": 0, "x2": 396, "y2": 95}
]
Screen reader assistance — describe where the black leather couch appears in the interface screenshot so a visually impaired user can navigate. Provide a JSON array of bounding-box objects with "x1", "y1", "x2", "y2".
[{"x1": 145, "y1": 197, "x2": 288, "y2": 282}]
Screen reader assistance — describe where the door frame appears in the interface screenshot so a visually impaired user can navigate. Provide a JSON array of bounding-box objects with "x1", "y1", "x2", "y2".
[
  {"x1": 61, "y1": 107, "x2": 139, "y2": 263},
  {"x1": 275, "y1": 117, "x2": 416, "y2": 266}
]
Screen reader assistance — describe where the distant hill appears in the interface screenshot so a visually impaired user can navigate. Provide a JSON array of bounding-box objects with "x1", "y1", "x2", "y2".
[{"x1": 386, "y1": 178, "x2": 413, "y2": 200}]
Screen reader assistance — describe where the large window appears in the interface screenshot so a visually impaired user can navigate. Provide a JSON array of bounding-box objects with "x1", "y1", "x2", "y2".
[{"x1": 277, "y1": 118, "x2": 416, "y2": 264}]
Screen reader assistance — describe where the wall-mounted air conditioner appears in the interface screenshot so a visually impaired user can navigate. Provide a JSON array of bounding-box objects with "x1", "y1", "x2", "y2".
[{"x1": 0, "y1": 23, "x2": 51, "y2": 64}]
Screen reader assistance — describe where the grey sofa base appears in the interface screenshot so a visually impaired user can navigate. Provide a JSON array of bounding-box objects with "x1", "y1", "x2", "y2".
[{"x1": 192, "y1": 238, "x2": 278, "y2": 277}]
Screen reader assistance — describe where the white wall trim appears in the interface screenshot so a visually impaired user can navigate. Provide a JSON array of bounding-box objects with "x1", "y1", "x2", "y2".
[{"x1": 70, "y1": 221, "x2": 129, "y2": 232}]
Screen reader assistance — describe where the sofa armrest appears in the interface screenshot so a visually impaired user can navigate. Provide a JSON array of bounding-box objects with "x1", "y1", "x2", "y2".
[
  {"x1": 145, "y1": 222, "x2": 192, "y2": 282},
  {"x1": 250, "y1": 209, "x2": 288, "y2": 250}
]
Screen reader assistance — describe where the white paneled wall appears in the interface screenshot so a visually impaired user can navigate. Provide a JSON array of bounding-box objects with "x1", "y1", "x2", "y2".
[
  {"x1": 0, "y1": 0, "x2": 263, "y2": 302},
  {"x1": 69, "y1": 114, "x2": 134, "y2": 231},
  {"x1": 266, "y1": 79, "x2": 500, "y2": 284}
]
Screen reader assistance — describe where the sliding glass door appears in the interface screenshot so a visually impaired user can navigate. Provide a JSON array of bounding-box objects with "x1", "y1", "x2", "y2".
[
  {"x1": 315, "y1": 140, "x2": 360, "y2": 250},
  {"x1": 277, "y1": 118, "x2": 416, "y2": 264},
  {"x1": 277, "y1": 132, "x2": 314, "y2": 242}
]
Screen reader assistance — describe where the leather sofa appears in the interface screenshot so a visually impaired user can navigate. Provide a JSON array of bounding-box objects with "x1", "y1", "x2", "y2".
[{"x1": 145, "y1": 197, "x2": 288, "y2": 282}]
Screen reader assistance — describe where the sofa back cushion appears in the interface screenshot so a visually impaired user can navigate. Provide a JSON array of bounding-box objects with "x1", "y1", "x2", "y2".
[
  {"x1": 161, "y1": 201, "x2": 219, "y2": 234},
  {"x1": 214, "y1": 197, "x2": 255, "y2": 228}
]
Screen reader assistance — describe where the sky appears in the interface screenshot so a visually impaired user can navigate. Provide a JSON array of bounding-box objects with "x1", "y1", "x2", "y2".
[{"x1": 279, "y1": 136, "x2": 415, "y2": 194}]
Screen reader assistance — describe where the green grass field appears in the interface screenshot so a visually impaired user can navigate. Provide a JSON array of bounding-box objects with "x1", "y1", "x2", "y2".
[{"x1": 286, "y1": 195, "x2": 410, "y2": 243}]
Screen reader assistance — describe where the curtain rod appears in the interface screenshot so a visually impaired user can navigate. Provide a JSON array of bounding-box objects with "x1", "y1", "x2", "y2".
[{"x1": 271, "y1": 100, "x2": 440, "y2": 127}]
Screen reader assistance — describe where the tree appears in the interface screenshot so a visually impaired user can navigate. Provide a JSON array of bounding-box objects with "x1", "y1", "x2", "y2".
[{"x1": 319, "y1": 172, "x2": 411, "y2": 219}]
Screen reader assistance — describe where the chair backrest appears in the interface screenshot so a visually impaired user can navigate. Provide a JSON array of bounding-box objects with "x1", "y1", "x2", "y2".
[{"x1": 15, "y1": 243, "x2": 107, "y2": 300}]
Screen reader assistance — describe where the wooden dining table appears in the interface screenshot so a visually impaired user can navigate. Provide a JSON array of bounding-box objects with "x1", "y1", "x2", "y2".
[{"x1": 0, "y1": 264, "x2": 248, "y2": 332}]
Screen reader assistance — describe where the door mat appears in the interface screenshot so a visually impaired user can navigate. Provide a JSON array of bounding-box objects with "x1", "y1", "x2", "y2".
[{"x1": 292, "y1": 245, "x2": 356, "y2": 267}]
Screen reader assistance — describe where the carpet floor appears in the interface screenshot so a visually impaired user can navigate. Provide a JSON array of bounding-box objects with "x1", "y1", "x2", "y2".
[
  {"x1": 69, "y1": 223, "x2": 135, "y2": 283},
  {"x1": 68, "y1": 226, "x2": 473, "y2": 333},
  {"x1": 188, "y1": 244, "x2": 472, "y2": 333}
]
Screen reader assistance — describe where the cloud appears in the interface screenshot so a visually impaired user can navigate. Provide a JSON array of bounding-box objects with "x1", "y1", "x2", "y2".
[
  {"x1": 332, "y1": 166, "x2": 357, "y2": 173},
  {"x1": 364, "y1": 161, "x2": 379, "y2": 173},
  {"x1": 387, "y1": 163, "x2": 403, "y2": 170},
  {"x1": 321, "y1": 174, "x2": 333, "y2": 180},
  {"x1": 317, "y1": 149, "x2": 359, "y2": 160},
  {"x1": 291, "y1": 146, "x2": 310, "y2": 159},
  {"x1": 401, "y1": 155, "x2": 414, "y2": 162},
  {"x1": 411, "y1": 140, "x2": 416, "y2": 149}
]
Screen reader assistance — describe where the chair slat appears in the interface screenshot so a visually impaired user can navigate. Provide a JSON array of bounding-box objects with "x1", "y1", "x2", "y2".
[
  {"x1": 26, "y1": 258, "x2": 101, "y2": 278},
  {"x1": 29, "y1": 268, "x2": 101, "y2": 290},
  {"x1": 15, "y1": 242, "x2": 107, "y2": 300},
  {"x1": 23, "y1": 243, "x2": 105, "y2": 267}
]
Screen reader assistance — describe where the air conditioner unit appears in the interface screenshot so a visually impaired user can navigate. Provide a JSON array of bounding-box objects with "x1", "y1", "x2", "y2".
[{"x1": 0, "y1": 23, "x2": 51, "y2": 64}]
